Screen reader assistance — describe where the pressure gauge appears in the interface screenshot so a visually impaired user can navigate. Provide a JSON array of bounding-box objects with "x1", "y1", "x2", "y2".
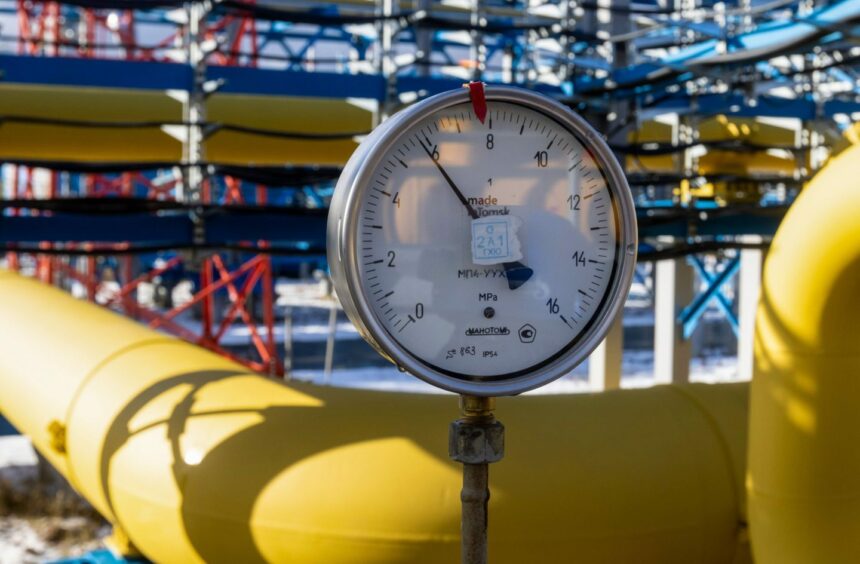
[{"x1": 328, "y1": 85, "x2": 637, "y2": 396}]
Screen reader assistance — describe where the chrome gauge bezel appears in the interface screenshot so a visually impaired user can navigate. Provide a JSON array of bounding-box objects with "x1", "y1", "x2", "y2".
[{"x1": 327, "y1": 86, "x2": 637, "y2": 396}]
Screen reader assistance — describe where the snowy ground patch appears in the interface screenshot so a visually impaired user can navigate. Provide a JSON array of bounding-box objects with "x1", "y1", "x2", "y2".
[
  {"x1": 291, "y1": 351, "x2": 744, "y2": 393},
  {"x1": 0, "y1": 438, "x2": 107, "y2": 563}
]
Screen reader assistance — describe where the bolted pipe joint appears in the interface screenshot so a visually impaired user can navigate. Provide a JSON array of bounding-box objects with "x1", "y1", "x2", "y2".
[{"x1": 449, "y1": 418, "x2": 505, "y2": 465}]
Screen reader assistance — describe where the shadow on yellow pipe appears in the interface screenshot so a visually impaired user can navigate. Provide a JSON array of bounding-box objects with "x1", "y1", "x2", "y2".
[
  {"x1": 749, "y1": 142, "x2": 860, "y2": 563},
  {"x1": 0, "y1": 272, "x2": 750, "y2": 563}
]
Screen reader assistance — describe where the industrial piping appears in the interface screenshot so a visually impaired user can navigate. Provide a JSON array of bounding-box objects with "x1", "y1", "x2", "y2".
[
  {"x1": 748, "y1": 142, "x2": 860, "y2": 562},
  {"x1": 4, "y1": 139, "x2": 859, "y2": 562},
  {"x1": 0, "y1": 269, "x2": 750, "y2": 563}
]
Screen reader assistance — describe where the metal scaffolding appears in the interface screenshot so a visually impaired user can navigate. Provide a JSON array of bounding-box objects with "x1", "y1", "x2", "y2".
[{"x1": 1, "y1": 0, "x2": 859, "y2": 379}]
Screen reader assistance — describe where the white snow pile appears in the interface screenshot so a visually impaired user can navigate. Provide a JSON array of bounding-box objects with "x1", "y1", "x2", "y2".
[
  {"x1": 0, "y1": 437, "x2": 108, "y2": 563},
  {"x1": 291, "y1": 351, "x2": 744, "y2": 393}
]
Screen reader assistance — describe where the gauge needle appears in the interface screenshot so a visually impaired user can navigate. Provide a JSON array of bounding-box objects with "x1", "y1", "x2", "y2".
[{"x1": 419, "y1": 139, "x2": 534, "y2": 290}]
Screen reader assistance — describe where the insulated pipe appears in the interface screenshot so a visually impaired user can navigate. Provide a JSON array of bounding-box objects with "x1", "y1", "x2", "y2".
[
  {"x1": 0, "y1": 270, "x2": 750, "y2": 563},
  {"x1": 748, "y1": 143, "x2": 860, "y2": 562}
]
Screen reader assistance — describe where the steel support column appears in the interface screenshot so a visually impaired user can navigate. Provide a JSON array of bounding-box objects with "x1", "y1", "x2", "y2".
[
  {"x1": 654, "y1": 257, "x2": 694, "y2": 384},
  {"x1": 737, "y1": 242, "x2": 764, "y2": 380},
  {"x1": 588, "y1": 315, "x2": 623, "y2": 390}
]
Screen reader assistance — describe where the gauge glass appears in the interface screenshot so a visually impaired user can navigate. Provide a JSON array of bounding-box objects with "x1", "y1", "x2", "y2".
[{"x1": 349, "y1": 99, "x2": 624, "y2": 381}]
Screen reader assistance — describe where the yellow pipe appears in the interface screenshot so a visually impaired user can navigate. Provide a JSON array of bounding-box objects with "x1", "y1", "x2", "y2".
[
  {"x1": 0, "y1": 84, "x2": 370, "y2": 166},
  {"x1": 0, "y1": 271, "x2": 750, "y2": 563},
  {"x1": 748, "y1": 143, "x2": 860, "y2": 562}
]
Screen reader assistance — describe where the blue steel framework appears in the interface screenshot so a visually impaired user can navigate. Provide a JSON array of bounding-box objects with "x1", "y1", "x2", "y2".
[{"x1": 2, "y1": 0, "x2": 860, "y2": 370}]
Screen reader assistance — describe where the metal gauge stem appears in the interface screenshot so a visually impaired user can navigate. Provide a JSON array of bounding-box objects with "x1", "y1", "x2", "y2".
[{"x1": 328, "y1": 86, "x2": 637, "y2": 396}]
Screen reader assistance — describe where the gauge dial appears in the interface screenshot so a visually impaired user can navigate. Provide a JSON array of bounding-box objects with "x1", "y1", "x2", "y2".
[{"x1": 329, "y1": 86, "x2": 636, "y2": 396}]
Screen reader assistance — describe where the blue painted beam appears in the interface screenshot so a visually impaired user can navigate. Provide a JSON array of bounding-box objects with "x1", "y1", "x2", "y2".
[
  {"x1": 1, "y1": 53, "x2": 859, "y2": 117},
  {"x1": 206, "y1": 212, "x2": 327, "y2": 248},
  {"x1": 396, "y1": 75, "x2": 565, "y2": 99},
  {"x1": 680, "y1": 256, "x2": 740, "y2": 339},
  {"x1": 1, "y1": 208, "x2": 778, "y2": 247},
  {"x1": 0, "y1": 214, "x2": 191, "y2": 244},
  {"x1": 689, "y1": 255, "x2": 740, "y2": 337},
  {"x1": 638, "y1": 209, "x2": 784, "y2": 237},
  {"x1": 0, "y1": 54, "x2": 192, "y2": 91},
  {"x1": 574, "y1": 0, "x2": 860, "y2": 93},
  {"x1": 210, "y1": 65, "x2": 386, "y2": 99},
  {"x1": 51, "y1": 549, "x2": 149, "y2": 564},
  {"x1": 646, "y1": 91, "x2": 860, "y2": 119},
  {"x1": 0, "y1": 212, "x2": 328, "y2": 249}
]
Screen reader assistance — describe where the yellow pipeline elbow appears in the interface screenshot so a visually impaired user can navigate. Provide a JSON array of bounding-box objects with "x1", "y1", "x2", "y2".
[{"x1": 748, "y1": 143, "x2": 860, "y2": 563}]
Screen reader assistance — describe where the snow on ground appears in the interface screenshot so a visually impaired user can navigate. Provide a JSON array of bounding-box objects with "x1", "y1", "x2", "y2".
[
  {"x1": 170, "y1": 304, "x2": 731, "y2": 347},
  {"x1": 0, "y1": 438, "x2": 108, "y2": 563},
  {"x1": 0, "y1": 437, "x2": 37, "y2": 478},
  {"x1": 0, "y1": 515, "x2": 109, "y2": 564},
  {"x1": 160, "y1": 299, "x2": 744, "y2": 392},
  {"x1": 290, "y1": 350, "x2": 745, "y2": 393},
  {"x1": 0, "y1": 516, "x2": 51, "y2": 564}
]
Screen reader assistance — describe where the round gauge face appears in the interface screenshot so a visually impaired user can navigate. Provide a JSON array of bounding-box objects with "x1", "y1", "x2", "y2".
[{"x1": 330, "y1": 87, "x2": 636, "y2": 395}]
